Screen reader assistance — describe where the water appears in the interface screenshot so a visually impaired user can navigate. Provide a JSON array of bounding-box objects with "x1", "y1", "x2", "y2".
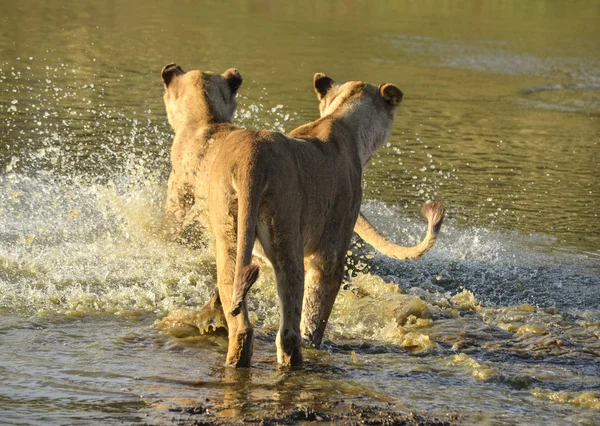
[{"x1": 1, "y1": 0, "x2": 599, "y2": 424}]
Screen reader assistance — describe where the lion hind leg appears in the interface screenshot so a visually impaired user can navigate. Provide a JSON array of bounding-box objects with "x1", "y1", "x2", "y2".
[
  {"x1": 213, "y1": 231, "x2": 254, "y2": 367},
  {"x1": 273, "y1": 257, "x2": 304, "y2": 366},
  {"x1": 257, "y1": 219, "x2": 304, "y2": 366},
  {"x1": 300, "y1": 255, "x2": 345, "y2": 349}
]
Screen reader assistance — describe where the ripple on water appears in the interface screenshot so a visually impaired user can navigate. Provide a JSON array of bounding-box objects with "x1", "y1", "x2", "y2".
[{"x1": 1, "y1": 48, "x2": 599, "y2": 424}]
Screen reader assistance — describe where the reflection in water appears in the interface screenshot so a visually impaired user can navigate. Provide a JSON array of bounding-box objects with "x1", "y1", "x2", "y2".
[
  {"x1": 218, "y1": 368, "x2": 255, "y2": 418},
  {"x1": 1, "y1": 0, "x2": 599, "y2": 424}
]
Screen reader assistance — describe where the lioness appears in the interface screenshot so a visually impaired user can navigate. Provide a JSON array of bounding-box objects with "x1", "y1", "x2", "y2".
[{"x1": 161, "y1": 64, "x2": 444, "y2": 367}]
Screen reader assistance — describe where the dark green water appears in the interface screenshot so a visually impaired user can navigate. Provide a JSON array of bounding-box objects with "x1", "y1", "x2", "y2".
[{"x1": 1, "y1": 1, "x2": 599, "y2": 424}]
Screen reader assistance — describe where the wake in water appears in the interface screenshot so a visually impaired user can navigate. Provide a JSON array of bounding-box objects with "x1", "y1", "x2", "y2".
[
  {"x1": 360, "y1": 202, "x2": 600, "y2": 312},
  {"x1": 1, "y1": 58, "x2": 598, "y2": 335}
]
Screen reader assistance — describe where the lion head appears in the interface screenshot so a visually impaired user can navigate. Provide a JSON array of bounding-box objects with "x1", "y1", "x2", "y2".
[
  {"x1": 161, "y1": 64, "x2": 242, "y2": 132},
  {"x1": 312, "y1": 73, "x2": 403, "y2": 165}
]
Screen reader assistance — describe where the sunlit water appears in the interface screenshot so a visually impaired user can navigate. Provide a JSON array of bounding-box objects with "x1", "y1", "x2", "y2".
[{"x1": 1, "y1": 1, "x2": 599, "y2": 425}]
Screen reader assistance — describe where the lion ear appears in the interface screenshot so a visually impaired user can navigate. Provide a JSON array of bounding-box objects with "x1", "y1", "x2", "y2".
[
  {"x1": 379, "y1": 83, "x2": 403, "y2": 106},
  {"x1": 161, "y1": 63, "x2": 185, "y2": 86},
  {"x1": 222, "y1": 68, "x2": 242, "y2": 94},
  {"x1": 314, "y1": 73, "x2": 335, "y2": 100}
]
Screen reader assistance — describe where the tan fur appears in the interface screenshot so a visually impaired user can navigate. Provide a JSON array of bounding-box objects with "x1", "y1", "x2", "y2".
[
  {"x1": 355, "y1": 201, "x2": 445, "y2": 260},
  {"x1": 161, "y1": 65, "x2": 444, "y2": 367}
]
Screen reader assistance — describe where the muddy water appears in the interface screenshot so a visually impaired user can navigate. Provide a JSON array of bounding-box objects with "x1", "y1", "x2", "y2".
[{"x1": 1, "y1": 0, "x2": 599, "y2": 424}]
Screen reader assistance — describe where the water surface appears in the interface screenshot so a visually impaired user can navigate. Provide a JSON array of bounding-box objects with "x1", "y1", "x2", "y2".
[{"x1": 1, "y1": 1, "x2": 599, "y2": 424}]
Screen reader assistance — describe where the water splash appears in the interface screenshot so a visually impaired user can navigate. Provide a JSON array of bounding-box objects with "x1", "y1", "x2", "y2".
[{"x1": 361, "y1": 200, "x2": 600, "y2": 311}]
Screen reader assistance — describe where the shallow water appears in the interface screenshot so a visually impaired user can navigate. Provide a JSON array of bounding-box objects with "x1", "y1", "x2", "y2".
[{"x1": 1, "y1": 0, "x2": 599, "y2": 424}]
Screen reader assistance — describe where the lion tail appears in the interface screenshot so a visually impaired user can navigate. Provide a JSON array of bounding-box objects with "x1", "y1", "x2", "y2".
[
  {"x1": 229, "y1": 166, "x2": 263, "y2": 317},
  {"x1": 354, "y1": 200, "x2": 445, "y2": 260}
]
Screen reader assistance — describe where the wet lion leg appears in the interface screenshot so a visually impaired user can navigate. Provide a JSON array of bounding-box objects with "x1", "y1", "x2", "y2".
[
  {"x1": 273, "y1": 253, "x2": 304, "y2": 366},
  {"x1": 214, "y1": 236, "x2": 254, "y2": 367},
  {"x1": 300, "y1": 254, "x2": 345, "y2": 348},
  {"x1": 257, "y1": 220, "x2": 304, "y2": 366}
]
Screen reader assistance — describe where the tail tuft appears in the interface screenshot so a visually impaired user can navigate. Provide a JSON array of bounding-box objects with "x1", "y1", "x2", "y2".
[
  {"x1": 230, "y1": 265, "x2": 260, "y2": 317},
  {"x1": 421, "y1": 200, "x2": 446, "y2": 235}
]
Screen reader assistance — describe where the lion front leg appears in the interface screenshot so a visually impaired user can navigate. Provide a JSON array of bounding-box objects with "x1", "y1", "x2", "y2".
[
  {"x1": 163, "y1": 170, "x2": 194, "y2": 242},
  {"x1": 300, "y1": 254, "x2": 345, "y2": 348},
  {"x1": 214, "y1": 237, "x2": 254, "y2": 367}
]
